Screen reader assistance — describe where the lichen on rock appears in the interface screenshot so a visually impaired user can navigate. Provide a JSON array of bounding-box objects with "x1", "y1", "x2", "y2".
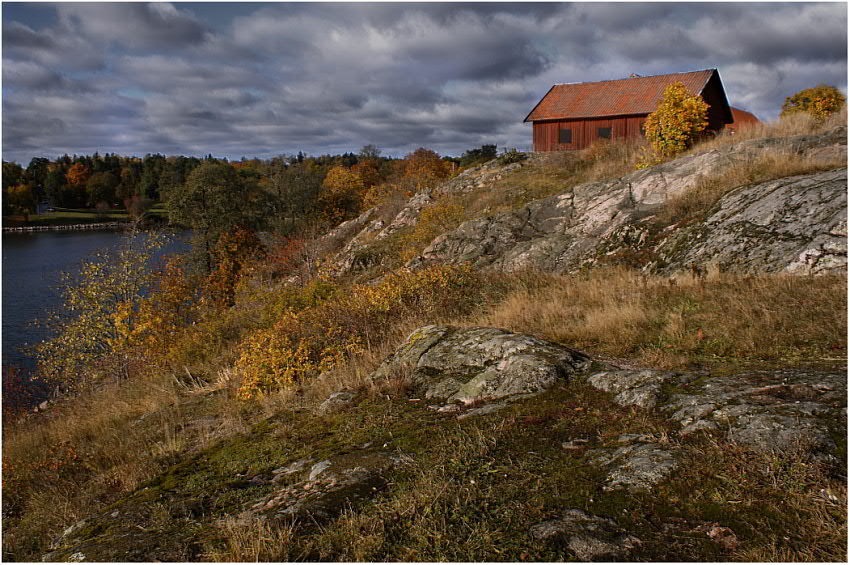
[
  {"x1": 370, "y1": 325, "x2": 591, "y2": 406},
  {"x1": 529, "y1": 509, "x2": 641, "y2": 561}
]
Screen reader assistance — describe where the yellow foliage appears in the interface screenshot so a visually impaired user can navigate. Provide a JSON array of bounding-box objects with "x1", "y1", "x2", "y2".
[
  {"x1": 781, "y1": 84, "x2": 846, "y2": 121},
  {"x1": 124, "y1": 258, "x2": 199, "y2": 364},
  {"x1": 398, "y1": 148, "x2": 452, "y2": 191},
  {"x1": 320, "y1": 166, "x2": 365, "y2": 223},
  {"x1": 639, "y1": 82, "x2": 709, "y2": 166},
  {"x1": 361, "y1": 182, "x2": 409, "y2": 210},
  {"x1": 398, "y1": 198, "x2": 467, "y2": 262},
  {"x1": 235, "y1": 265, "x2": 475, "y2": 398}
]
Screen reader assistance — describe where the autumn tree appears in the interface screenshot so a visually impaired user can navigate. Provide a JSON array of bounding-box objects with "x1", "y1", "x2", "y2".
[
  {"x1": 4, "y1": 184, "x2": 35, "y2": 217},
  {"x1": 204, "y1": 227, "x2": 266, "y2": 308},
  {"x1": 164, "y1": 161, "x2": 268, "y2": 273},
  {"x1": 65, "y1": 162, "x2": 91, "y2": 188},
  {"x1": 781, "y1": 84, "x2": 846, "y2": 120},
  {"x1": 398, "y1": 148, "x2": 452, "y2": 191},
  {"x1": 642, "y1": 82, "x2": 709, "y2": 160},
  {"x1": 34, "y1": 231, "x2": 167, "y2": 389},
  {"x1": 352, "y1": 160, "x2": 381, "y2": 190},
  {"x1": 319, "y1": 165, "x2": 365, "y2": 223}
]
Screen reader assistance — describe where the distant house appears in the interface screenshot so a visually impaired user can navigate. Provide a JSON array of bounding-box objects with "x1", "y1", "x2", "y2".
[
  {"x1": 726, "y1": 107, "x2": 760, "y2": 134},
  {"x1": 524, "y1": 69, "x2": 734, "y2": 151}
]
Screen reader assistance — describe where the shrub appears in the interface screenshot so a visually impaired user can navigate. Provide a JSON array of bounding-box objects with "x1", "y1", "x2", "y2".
[
  {"x1": 34, "y1": 232, "x2": 167, "y2": 389},
  {"x1": 498, "y1": 149, "x2": 528, "y2": 165},
  {"x1": 118, "y1": 256, "x2": 200, "y2": 365},
  {"x1": 398, "y1": 198, "x2": 467, "y2": 262},
  {"x1": 235, "y1": 265, "x2": 476, "y2": 398},
  {"x1": 781, "y1": 85, "x2": 846, "y2": 121},
  {"x1": 204, "y1": 227, "x2": 266, "y2": 308},
  {"x1": 639, "y1": 82, "x2": 709, "y2": 167}
]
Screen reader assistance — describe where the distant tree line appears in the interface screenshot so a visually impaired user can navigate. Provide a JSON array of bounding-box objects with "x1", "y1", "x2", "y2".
[{"x1": 3, "y1": 143, "x2": 505, "y2": 271}]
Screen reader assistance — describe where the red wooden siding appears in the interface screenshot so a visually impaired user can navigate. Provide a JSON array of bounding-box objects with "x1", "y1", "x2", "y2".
[
  {"x1": 526, "y1": 69, "x2": 734, "y2": 152},
  {"x1": 532, "y1": 115, "x2": 646, "y2": 152}
]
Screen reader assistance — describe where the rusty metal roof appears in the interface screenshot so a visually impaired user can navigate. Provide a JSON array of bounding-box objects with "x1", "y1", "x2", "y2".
[{"x1": 524, "y1": 69, "x2": 717, "y2": 122}]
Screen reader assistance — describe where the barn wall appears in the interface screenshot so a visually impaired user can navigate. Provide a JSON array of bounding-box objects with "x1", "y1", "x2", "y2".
[{"x1": 532, "y1": 115, "x2": 646, "y2": 151}]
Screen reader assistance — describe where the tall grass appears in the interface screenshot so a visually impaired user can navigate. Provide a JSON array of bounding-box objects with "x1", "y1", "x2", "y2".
[
  {"x1": 690, "y1": 105, "x2": 847, "y2": 154},
  {"x1": 477, "y1": 267, "x2": 846, "y2": 368},
  {"x1": 657, "y1": 147, "x2": 846, "y2": 225}
]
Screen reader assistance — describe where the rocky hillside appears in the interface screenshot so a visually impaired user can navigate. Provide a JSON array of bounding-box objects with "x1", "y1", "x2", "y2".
[
  {"x1": 23, "y1": 126, "x2": 848, "y2": 562},
  {"x1": 410, "y1": 128, "x2": 846, "y2": 275},
  {"x1": 42, "y1": 325, "x2": 847, "y2": 561},
  {"x1": 327, "y1": 128, "x2": 846, "y2": 278}
]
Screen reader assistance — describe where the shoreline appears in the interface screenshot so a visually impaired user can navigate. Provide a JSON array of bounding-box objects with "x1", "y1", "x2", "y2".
[{"x1": 3, "y1": 221, "x2": 131, "y2": 233}]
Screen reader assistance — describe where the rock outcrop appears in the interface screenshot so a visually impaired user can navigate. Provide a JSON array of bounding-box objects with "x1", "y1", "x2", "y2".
[
  {"x1": 371, "y1": 325, "x2": 591, "y2": 406},
  {"x1": 324, "y1": 157, "x2": 534, "y2": 275},
  {"x1": 408, "y1": 128, "x2": 847, "y2": 276},
  {"x1": 654, "y1": 168, "x2": 847, "y2": 275},
  {"x1": 529, "y1": 509, "x2": 641, "y2": 561},
  {"x1": 585, "y1": 365, "x2": 846, "y2": 458},
  {"x1": 588, "y1": 435, "x2": 680, "y2": 492},
  {"x1": 247, "y1": 450, "x2": 409, "y2": 525},
  {"x1": 662, "y1": 368, "x2": 846, "y2": 454}
]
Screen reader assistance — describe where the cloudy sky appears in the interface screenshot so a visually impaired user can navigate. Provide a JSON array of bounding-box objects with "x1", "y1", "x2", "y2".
[{"x1": 2, "y1": 2, "x2": 847, "y2": 163}]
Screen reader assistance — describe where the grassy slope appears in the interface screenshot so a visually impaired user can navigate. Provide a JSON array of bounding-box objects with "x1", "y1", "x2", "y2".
[{"x1": 3, "y1": 113, "x2": 847, "y2": 561}]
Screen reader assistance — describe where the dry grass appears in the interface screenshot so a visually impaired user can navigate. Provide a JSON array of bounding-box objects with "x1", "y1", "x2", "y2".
[
  {"x1": 3, "y1": 375, "x2": 176, "y2": 554},
  {"x1": 690, "y1": 105, "x2": 847, "y2": 154},
  {"x1": 462, "y1": 138, "x2": 648, "y2": 220},
  {"x1": 683, "y1": 436, "x2": 848, "y2": 562},
  {"x1": 204, "y1": 515, "x2": 296, "y2": 561},
  {"x1": 477, "y1": 267, "x2": 846, "y2": 368},
  {"x1": 657, "y1": 147, "x2": 846, "y2": 225},
  {"x1": 1, "y1": 361, "x2": 259, "y2": 561}
]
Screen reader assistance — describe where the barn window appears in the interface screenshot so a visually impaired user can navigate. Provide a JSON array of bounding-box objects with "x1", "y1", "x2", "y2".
[
  {"x1": 558, "y1": 128, "x2": 572, "y2": 144},
  {"x1": 597, "y1": 127, "x2": 611, "y2": 139}
]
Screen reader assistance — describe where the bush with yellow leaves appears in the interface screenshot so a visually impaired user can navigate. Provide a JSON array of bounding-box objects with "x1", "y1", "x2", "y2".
[
  {"x1": 397, "y1": 198, "x2": 467, "y2": 262},
  {"x1": 236, "y1": 265, "x2": 476, "y2": 398},
  {"x1": 638, "y1": 82, "x2": 709, "y2": 168},
  {"x1": 781, "y1": 84, "x2": 846, "y2": 121}
]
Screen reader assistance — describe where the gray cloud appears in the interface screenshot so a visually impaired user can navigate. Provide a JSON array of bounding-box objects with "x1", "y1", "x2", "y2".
[
  {"x1": 55, "y1": 2, "x2": 208, "y2": 50},
  {"x1": 2, "y1": 2, "x2": 846, "y2": 163}
]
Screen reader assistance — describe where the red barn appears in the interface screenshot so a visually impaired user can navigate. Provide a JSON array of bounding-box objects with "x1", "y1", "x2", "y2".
[
  {"x1": 726, "y1": 107, "x2": 761, "y2": 133},
  {"x1": 524, "y1": 69, "x2": 734, "y2": 151}
]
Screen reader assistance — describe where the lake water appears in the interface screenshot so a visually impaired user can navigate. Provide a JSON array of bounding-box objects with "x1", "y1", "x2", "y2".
[{"x1": 2, "y1": 229, "x2": 187, "y2": 370}]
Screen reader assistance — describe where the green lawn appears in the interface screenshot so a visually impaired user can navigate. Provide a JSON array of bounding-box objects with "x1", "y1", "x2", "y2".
[{"x1": 4, "y1": 205, "x2": 168, "y2": 227}]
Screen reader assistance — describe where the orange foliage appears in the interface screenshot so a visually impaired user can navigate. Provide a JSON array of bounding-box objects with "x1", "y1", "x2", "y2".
[
  {"x1": 117, "y1": 257, "x2": 199, "y2": 363},
  {"x1": 352, "y1": 160, "x2": 381, "y2": 189},
  {"x1": 204, "y1": 227, "x2": 266, "y2": 309},
  {"x1": 66, "y1": 163, "x2": 91, "y2": 187},
  {"x1": 398, "y1": 148, "x2": 452, "y2": 191},
  {"x1": 236, "y1": 265, "x2": 476, "y2": 398}
]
